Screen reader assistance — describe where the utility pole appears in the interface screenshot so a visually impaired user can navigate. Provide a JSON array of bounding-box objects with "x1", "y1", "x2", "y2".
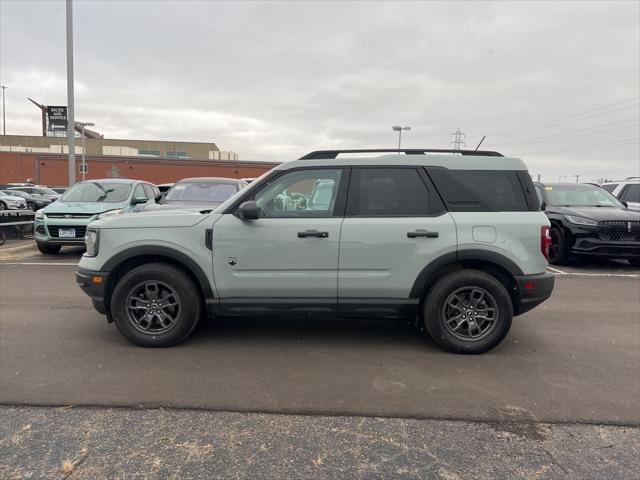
[
  {"x1": 66, "y1": 0, "x2": 76, "y2": 186},
  {"x1": 573, "y1": 175, "x2": 581, "y2": 183},
  {"x1": 449, "y1": 128, "x2": 466, "y2": 150},
  {"x1": 1, "y1": 85, "x2": 7, "y2": 135}
]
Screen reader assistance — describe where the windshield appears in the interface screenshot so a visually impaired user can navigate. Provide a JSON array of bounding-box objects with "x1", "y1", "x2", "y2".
[
  {"x1": 61, "y1": 182, "x2": 132, "y2": 203},
  {"x1": 2, "y1": 190, "x2": 26, "y2": 198},
  {"x1": 545, "y1": 185, "x2": 624, "y2": 207},
  {"x1": 165, "y1": 181, "x2": 238, "y2": 203}
]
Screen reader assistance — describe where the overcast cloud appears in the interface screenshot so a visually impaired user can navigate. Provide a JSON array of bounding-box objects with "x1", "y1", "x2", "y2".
[{"x1": 1, "y1": 0, "x2": 639, "y2": 180}]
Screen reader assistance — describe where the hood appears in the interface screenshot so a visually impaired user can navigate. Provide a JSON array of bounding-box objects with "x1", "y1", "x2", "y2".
[
  {"x1": 1, "y1": 194, "x2": 25, "y2": 202},
  {"x1": 92, "y1": 209, "x2": 213, "y2": 229},
  {"x1": 143, "y1": 200, "x2": 223, "y2": 212},
  {"x1": 548, "y1": 205, "x2": 640, "y2": 221},
  {"x1": 42, "y1": 201, "x2": 126, "y2": 215}
]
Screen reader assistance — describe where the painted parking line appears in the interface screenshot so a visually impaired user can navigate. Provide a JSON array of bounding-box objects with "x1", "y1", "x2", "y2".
[
  {"x1": 547, "y1": 266, "x2": 639, "y2": 278},
  {"x1": 0, "y1": 262, "x2": 79, "y2": 266}
]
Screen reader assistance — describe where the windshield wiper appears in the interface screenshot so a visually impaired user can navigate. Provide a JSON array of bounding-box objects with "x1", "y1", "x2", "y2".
[{"x1": 96, "y1": 189, "x2": 115, "y2": 202}]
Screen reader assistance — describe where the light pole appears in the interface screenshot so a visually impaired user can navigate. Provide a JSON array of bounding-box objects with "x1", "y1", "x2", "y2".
[
  {"x1": 78, "y1": 122, "x2": 94, "y2": 181},
  {"x1": 66, "y1": 0, "x2": 76, "y2": 186},
  {"x1": 392, "y1": 125, "x2": 411, "y2": 150},
  {"x1": 1, "y1": 85, "x2": 7, "y2": 135}
]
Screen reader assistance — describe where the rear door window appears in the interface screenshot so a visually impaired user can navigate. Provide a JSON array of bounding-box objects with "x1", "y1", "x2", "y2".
[{"x1": 348, "y1": 168, "x2": 435, "y2": 216}]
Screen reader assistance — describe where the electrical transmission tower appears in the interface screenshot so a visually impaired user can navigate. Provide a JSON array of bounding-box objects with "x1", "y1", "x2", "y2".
[{"x1": 449, "y1": 128, "x2": 466, "y2": 150}]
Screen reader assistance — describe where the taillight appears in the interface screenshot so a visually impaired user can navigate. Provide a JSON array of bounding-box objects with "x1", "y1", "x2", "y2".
[{"x1": 541, "y1": 226, "x2": 552, "y2": 260}]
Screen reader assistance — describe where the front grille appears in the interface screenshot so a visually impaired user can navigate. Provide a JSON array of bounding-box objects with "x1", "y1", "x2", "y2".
[
  {"x1": 598, "y1": 221, "x2": 640, "y2": 242},
  {"x1": 47, "y1": 225, "x2": 87, "y2": 239},
  {"x1": 46, "y1": 213, "x2": 93, "y2": 219}
]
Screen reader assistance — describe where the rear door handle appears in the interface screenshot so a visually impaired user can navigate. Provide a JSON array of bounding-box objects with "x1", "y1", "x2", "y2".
[
  {"x1": 298, "y1": 230, "x2": 329, "y2": 238},
  {"x1": 407, "y1": 230, "x2": 439, "y2": 238}
]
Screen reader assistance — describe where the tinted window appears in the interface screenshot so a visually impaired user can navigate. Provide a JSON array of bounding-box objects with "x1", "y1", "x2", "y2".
[
  {"x1": 620, "y1": 184, "x2": 640, "y2": 203},
  {"x1": 534, "y1": 186, "x2": 544, "y2": 204},
  {"x1": 428, "y1": 169, "x2": 528, "y2": 212},
  {"x1": 251, "y1": 169, "x2": 342, "y2": 218},
  {"x1": 61, "y1": 182, "x2": 132, "y2": 203},
  {"x1": 601, "y1": 183, "x2": 618, "y2": 193},
  {"x1": 354, "y1": 168, "x2": 429, "y2": 216}
]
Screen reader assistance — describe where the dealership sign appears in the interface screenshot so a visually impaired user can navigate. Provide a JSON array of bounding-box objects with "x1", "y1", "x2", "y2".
[{"x1": 47, "y1": 106, "x2": 68, "y2": 131}]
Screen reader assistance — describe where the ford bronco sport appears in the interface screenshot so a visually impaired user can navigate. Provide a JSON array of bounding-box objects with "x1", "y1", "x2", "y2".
[{"x1": 76, "y1": 149, "x2": 554, "y2": 354}]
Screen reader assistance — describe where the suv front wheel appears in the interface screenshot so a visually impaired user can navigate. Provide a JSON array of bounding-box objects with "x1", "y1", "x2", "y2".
[
  {"x1": 111, "y1": 263, "x2": 202, "y2": 347},
  {"x1": 423, "y1": 270, "x2": 513, "y2": 354}
]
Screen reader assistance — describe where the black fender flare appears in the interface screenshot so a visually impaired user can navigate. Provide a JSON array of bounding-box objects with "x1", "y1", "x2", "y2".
[
  {"x1": 409, "y1": 249, "x2": 523, "y2": 298},
  {"x1": 102, "y1": 245, "x2": 215, "y2": 300}
]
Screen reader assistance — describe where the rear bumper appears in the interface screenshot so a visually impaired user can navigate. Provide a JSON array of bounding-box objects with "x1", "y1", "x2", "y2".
[
  {"x1": 513, "y1": 271, "x2": 555, "y2": 316},
  {"x1": 76, "y1": 268, "x2": 109, "y2": 315}
]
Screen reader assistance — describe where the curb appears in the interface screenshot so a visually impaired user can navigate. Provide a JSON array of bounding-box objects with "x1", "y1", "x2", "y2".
[{"x1": 0, "y1": 241, "x2": 38, "y2": 260}]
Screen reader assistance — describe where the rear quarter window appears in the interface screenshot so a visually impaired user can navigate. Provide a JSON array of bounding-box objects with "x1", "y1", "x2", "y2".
[
  {"x1": 601, "y1": 183, "x2": 619, "y2": 194},
  {"x1": 426, "y1": 168, "x2": 531, "y2": 212}
]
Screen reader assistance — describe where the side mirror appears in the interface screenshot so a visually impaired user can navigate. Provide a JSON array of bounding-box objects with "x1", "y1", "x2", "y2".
[
  {"x1": 132, "y1": 196, "x2": 148, "y2": 205},
  {"x1": 237, "y1": 201, "x2": 260, "y2": 220},
  {"x1": 540, "y1": 201, "x2": 546, "y2": 211},
  {"x1": 155, "y1": 193, "x2": 164, "y2": 203},
  {"x1": 621, "y1": 201, "x2": 628, "y2": 208}
]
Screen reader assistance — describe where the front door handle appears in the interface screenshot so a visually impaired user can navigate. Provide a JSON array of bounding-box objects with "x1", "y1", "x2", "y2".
[
  {"x1": 407, "y1": 230, "x2": 439, "y2": 238},
  {"x1": 298, "y1": 230, "x2": 329, "y2": 238}
]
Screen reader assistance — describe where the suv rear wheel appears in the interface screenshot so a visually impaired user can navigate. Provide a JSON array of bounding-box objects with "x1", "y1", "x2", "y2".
[
  {"x1": 111, "y1": 263, "x2": 202, "y2": 347},
  {"x1": 423, "y1": 270, "x2": 513, "y2": 354}
]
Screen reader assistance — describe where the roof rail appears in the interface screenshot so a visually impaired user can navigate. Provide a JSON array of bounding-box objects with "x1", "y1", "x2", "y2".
[{"x1": 298, "y1": 149, "x2": 504, "y2": 159}]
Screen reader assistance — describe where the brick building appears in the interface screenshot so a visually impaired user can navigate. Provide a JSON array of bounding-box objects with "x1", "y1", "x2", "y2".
[{"x1": 0, "y1": 151, "x2": 278, "y2": 186}]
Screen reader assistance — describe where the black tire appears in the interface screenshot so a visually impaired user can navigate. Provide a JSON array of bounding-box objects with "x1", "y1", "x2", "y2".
[
  {"x1": 37, "y1": 242, "x2": 62, "y2": 254},
  {"x1": 549, "y1": 226, "x2": 569, "y2": 265},
  {"x1": 27, "y1": 202, "x2": 36, "y2": 211},
  {"x1": 423, "y1": 269, "x2": 513, "y2": 354},
  {"x1": 0, "y1": 201, "x2": 6, "y2": 210},
  {"x1": 110, "y1": 263, "x2": 202, "y2": 347}
]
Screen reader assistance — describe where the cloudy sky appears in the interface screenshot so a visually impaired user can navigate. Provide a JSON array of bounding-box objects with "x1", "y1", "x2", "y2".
[{"x1": 1, "y1": 0, "x2": 639, "y2": 180}]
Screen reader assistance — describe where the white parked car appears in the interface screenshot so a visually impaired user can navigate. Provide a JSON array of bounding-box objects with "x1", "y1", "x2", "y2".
[
  {"x1": 601, "y1": 178, "x2": 640, "y2": 212},
  {"x1": 0, "y1": 191, "x2": 27, "y2": 210}
]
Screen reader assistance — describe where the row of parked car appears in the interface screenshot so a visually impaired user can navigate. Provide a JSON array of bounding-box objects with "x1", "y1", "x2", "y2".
[
  {"x1": 0, "y1": 184, "x2": 66, "y2": 211},
  {"x1": 32, "y1": 177, "x2": 253, "y2": 254}
]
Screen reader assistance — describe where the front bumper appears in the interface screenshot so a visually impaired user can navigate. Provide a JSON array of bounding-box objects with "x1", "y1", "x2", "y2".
[
  {"x1": 35, "y1": 218, "x2": 91, "y2": 246},
  {"x1": 513, "y1": 271, "x2": 555, "y2": 316},
  {"x1": 570, "y1": 238, "x2": 640, "y2": 259},
  {"x1": 567, "y1": 222, "x2": 640, "y2": 259},
  {"x1": 76, "y1": 268, "x2": 109, "y2": 315}
]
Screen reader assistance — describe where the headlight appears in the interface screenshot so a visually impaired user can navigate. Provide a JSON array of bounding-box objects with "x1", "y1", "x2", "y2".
[
  {"x1": 96, "y1": 208, "x2": 123, "y2": 220},
  {"x1": 84, "y1": 229, "x2": 100, "y2": 257},
  {"x1": 35, "y1": 210, "x2": 44, "y2": 219},
  {"x1": 565, "y1": 215, "x2": 598, "y2": 226}
]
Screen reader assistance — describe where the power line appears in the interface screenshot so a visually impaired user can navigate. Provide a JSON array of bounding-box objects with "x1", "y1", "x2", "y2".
[
  {"x1": 512, "y1": 138, "x2": 639, "y2": 156},
  {"x1": 474, "y1": 65, "x2": 640, "y2": 130},
  {"x1": 492, "y1": 121, "x2": 639, "y2": 147},
  {"x1": 487, "y1": 101, "x2": 640, "y2": 138},
  {"x1": 486, "y1": 116, "x2": 639, "y2": 146},
  {"x1": 487, "y1": 96, "x2": 640, "y2": 136}
]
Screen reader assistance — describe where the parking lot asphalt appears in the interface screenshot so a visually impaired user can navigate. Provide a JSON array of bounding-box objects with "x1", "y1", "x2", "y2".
[{"x1": 1, "y1": 249, "x2": 639, "y2": 425}]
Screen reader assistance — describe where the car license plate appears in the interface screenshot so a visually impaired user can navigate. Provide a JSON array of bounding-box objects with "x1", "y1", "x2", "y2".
[{"x1": 58, "y1": 228, "x2": 76, "y2": 238}]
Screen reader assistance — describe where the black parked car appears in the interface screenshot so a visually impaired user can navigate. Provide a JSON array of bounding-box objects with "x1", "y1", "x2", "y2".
[
  {"x1": 1, "y1": 189, "x2": 51, "y2": 210},
  {"x1": 535, "y1": 183, "x2": 640, "y2": 266}
]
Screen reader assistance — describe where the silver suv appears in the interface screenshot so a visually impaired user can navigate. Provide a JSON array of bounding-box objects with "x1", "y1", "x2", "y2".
[{"x1": 76, "y1": 149, "x2": 554, "y2": 354}]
